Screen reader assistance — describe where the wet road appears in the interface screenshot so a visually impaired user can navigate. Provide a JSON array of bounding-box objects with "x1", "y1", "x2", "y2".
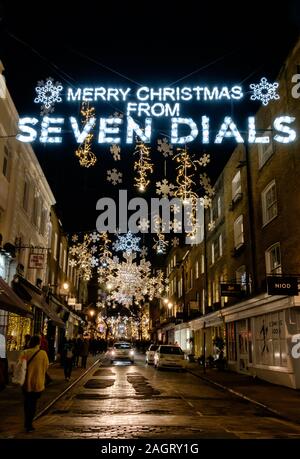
[{"x1": 15, "y1": 354, "x2": 300, "y2": 439}]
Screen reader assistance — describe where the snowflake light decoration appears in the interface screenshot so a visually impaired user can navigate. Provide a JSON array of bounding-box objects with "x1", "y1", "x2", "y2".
[
  {"x1": 138, "y1": 218, "x2": 150, "y2": 232},
  {"x1": 157, "y1": 137, "x2": 173, "y2": 157},
  {"x1": 90, "y1": 256, "x2": 99, "y2": 268},
  {"x1": 250, "y1": 77, "x2": 280, "y2": 106},
  {"x1": 170, "y1": 219, "x2": 182, "y2": 233},
  {"x1": 34, "y1": 77, "x2": 63, "y2": 115},
  {"x1": 200, "y1": 195, "x2": 212, "y2": 208},
  {"x1": 140, "y1": 246, "x2": 148, "y2": 258},
  {"x1": 208, "y1": 220, "x2": 216, "y2": 231},
  {"x1": 156, "y1": 179, "x2": 175, "y2": 198},
  {"x1": 153, "y1": 233, "x2": 169, "y2": 254},
  {"x1": 114, "y1": 231, "x2": 141, "y2": 254},
  {"x1": 107, "y1": 168, "x2": 123, "y2": 185},
  {"x1": 110, "y1": 144, "x2": 121, "y2": 161},
  {"x1": 71, "y1": 234, "x2": 79, "y2": 243},
  {"x1": 171, "y1": 237, "x2": 180, "y2": 248},
  {"x1": 199, "y1": 153, "x2": 210, "y2": 167}
]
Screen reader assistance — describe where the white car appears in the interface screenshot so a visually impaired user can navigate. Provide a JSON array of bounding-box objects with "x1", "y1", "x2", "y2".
[
  {"x1": 145, "y1": 344, "x2": 159, "y2": 364},
  {"x1": 154, "y1": 345, "x2": 185, "y2": 370},
  {"x1": 110, "y1": 342, "x2": 135, "y2": 364}
]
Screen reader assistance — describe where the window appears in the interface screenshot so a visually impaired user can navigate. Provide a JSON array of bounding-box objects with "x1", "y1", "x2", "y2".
[
  {"x1": 178, "y1": 277, "x2": 183, "y2": 298},
  {"x1": 202, "y1": 289, "x2": 206, "y2": 314},
  {"x1": 211, "y1": 243, "x2": 215, "y2": 265},
  {"x1": 23, "y1": 179, "x2": 29, "y2": 211},
  {"x1": 63, "y1": 249, "x2": 67, "y2": 273},
  {"x1": 226, "y1": 322, "x2": 237, "y2": 361},
  {"x1": 40, "y1": 209, "x2": 47, "y2": 236},
  {"x1": 59, "y1": 242, "x2": 63, "y2": 268},
  {"x1": 217, "y1": 196, "x2": 222, "y2": 218},
  {"x1": 173, "y1": 254, "x2": 176, "y2": 267},
  {"x1": 195, "y1": 260, "x2": 199, "y2": 279},
  {"x1": 201, "y1": 254, "x2": 205, "y2": 273},
  {"x1": 262, "y1": 180, "x2": 277, "y2": 226},
  {"x1": 265, "y1": 243, "x2": 282, "y2": 274},
  {"x1": 254, "y1": 312, "x2": 287, "y2": 367},
  {"x1": 234, "y1": 215, "x2": 244, "y2": 249},
  {"x1": 53, "y1": 232, "x2": 58, "y2": 260},
  {"x1": 2, "y1": 145, "x2": 10, "y2": 180},
  {"x1": 232, "y1": 170, "x2": 241, "y2": 201},
  {"x1": 190, "y1": 268, "x2": 193, "y2": 289},
  {"x1": 258, "y1": 130, "x2": 273, "y2": 168},
  {"x1": 236, "y1": 265, "x2": 247, "y2": 292},
  {"x1": 219, "y1": 234, "x2": 223, "y2": 257},
  {"x1": 32, "y1": 195, "x2": 40, "y2": 227}
]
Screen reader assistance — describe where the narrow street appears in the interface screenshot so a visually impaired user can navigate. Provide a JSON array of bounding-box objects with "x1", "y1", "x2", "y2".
[{"x1": 12, "y1": 354, "x2": 300, "y2": 439}]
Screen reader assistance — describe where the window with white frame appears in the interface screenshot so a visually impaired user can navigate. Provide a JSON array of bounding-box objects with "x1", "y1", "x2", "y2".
[
  {"x1": 40, "y1": 208, "x2": 47, "y2": 236},
  {"x1": 211, "y1": 243, "x2": 215, "y2": 265},
  {"x1": 265, "y1": 243, "x2": 282, "y2": 274},
  {"x1": 219, "y1": 233, "x2": 223, "y2": 257},
  {"x1": 262, "y1": 180, "x2": 277, "y2": 226},
  {"x1": 258, "y1": 129, "x2": 273, "y2": 168},
  {"x1": 173, "y1": 254, "x2": 176, "y2": 267},
  {"x1": 63, "y1": 249, "x2": 67, "y2": 273},
  {"x1": 59, "y1": 242, "x2": 63, "y2": 268},
  {"x1": 202, "y1": 288, "x2": 206, "y2": 314},
  {"x1": 178, "y1": 277, "x2": 183, "y2": 298},
  {"x1": 217, "y1": 196, "x2": 222, "y2": 218},
  {"x1": 53, "y1": 232, "x2": 58, "y2": 260},
  {"x1": 195, "y1": 260, "x2": 199, "y2": 279},
  {"x1": 236, "y1": 265, "x2": 247, "y2": 291},
  {"x1": 201, "y1": 254, "x2": 205, "y2": 273},
  {"x1": 232, "y1": 170, "x2": 241, "y2": 201},
  {"x1": 234, "y1": 215, "x2": 244, "y2": 249}
]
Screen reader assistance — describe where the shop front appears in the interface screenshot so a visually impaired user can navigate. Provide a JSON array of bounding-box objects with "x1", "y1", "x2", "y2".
[{"x1": 223, "y1": 293, "x2": 300, "y2": 389}]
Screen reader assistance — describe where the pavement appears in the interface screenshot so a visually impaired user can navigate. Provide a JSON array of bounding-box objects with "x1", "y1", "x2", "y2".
[
  {"x1": 185, "y1": 361, "x2": 300, "y2": 425},
  {"x1": 0, "y1": 354, "x2": 101, "y2": 438}
]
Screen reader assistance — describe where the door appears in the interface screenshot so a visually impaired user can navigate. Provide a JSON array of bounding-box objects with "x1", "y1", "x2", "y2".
[{"x1": 237, "y1": 319, "x2": 249, "y2": 373}]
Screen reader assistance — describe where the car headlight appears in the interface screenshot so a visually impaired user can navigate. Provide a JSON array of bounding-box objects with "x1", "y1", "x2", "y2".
[
  {"x1": 130, "y1": 350, "x2": 134, "y2": 356},
  {"x1": 111, "y1": 350, "x2": 115, "y2": 356}
]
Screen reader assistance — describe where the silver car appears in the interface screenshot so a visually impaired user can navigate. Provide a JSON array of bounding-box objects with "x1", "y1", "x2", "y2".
[
  {"x1": 154, "y1": 345, "x2": 185, "y2": 370},
  {"x1": 145, "y1": 344, "x2": 159, "y2": 364},
  {"x1": 110, "y1": 342, "x2": 135, "y2": 364}
]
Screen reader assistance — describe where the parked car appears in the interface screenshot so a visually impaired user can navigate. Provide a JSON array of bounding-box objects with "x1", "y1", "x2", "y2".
[
  {"x1": 110, "y1": 342, "x2": 135, "y2": 364},
  {"x1": 145, "y1": 344, "x2": 159, "y2": 364},
  {"x1": 154, "y1": 345, "x2": 185, "y2": 370}
]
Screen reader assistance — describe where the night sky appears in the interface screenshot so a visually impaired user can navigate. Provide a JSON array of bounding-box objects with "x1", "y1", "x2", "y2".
[{"x1": 0, "y1": 0, "x2": 299, "y2": 253}]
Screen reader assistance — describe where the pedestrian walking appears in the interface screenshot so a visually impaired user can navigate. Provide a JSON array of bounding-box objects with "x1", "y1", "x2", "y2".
[
  {"x1": 74, "y1": 337, "x2": 83, "y2": 367},
  {"x1": 63, "y1": 339, "x2": 74, "y2": 381},
  {"x1": 81, "y1": 338, "x2": 89, "y2": 369},
  {"x1": 20, "y1": 335, "x2": 49, "y2": 433}
]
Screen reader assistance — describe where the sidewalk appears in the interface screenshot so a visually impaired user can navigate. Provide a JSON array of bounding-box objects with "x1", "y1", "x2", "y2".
[
  {"x1": 0, "y1": 354, "x2": 102, "y2": 438},
  {"x1": 185, "y1": 361, "x2": 300, "y2": 424}
]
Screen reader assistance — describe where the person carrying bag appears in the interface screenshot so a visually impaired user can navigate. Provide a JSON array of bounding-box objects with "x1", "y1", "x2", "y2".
[{"x1": 15, "y1": 335, "x2": 49, "y2": 433}]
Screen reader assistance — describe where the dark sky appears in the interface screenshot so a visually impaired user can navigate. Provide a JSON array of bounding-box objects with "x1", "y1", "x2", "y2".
[{"x1": 0, "y1": 0, "x2": 299, "y2": 251}]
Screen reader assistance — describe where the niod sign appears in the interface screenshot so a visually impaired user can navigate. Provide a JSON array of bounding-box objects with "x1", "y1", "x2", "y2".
[
  {"x1": 267, "y1": 276, "x2": 299, "y2": 296},
  {"x1": 14, "y1": 77, "x2": 298, "y2": 146},
  {"x1": 220, "y1": 283, "x2": 243, "y2": 297}
]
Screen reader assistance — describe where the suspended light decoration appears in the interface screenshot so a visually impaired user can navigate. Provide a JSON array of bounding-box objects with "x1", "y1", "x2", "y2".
[
  {"x1": 75, "y1": 102, "x2": 97, "y2": 168},
  {"x1": 133, "y1": 140, "x2": 153, "y2": 192}
]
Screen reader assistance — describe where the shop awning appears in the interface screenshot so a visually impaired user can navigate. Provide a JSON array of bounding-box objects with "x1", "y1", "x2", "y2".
[
  {"x1": 40, "y1": 298, "x2": 65, "y2": 328},
  {"x1": 12, "y1": 278, "x2": 65, "y2": 328},
  {"x1": 0, "y1": 277, "x2": 32, "y2": 317}
]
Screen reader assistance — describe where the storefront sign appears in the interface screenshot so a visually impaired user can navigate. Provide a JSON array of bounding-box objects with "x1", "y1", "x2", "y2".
[
  {"x1": 220, "y1": 283, "x2": 242, "y2": 297},
  {"x1": 68, "y1": 297, "x2": 76, "y2": 306},
  {"x1": 267, "y1": 276, "x2": 299, "y2": 296},
  {"x1": 75, "y1": 303, "x2": 82, "y2": 311},
  {"x1": 28, "y1": 253, "x2": 45, "y2": 269}
]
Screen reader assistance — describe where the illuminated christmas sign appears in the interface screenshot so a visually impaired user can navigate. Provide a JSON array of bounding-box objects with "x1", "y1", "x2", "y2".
[{"x1": 15, "y1": 77, "x2": 297, "y2": 145}]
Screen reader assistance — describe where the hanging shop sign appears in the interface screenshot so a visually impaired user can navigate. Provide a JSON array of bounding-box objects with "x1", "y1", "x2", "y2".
[
  {"x1": 28, "y1": 253, "x2": 45, "y2": 269},
  {"x1": 15, "y1": 77, "x2": 298, "y2": 146},
  {"x1": 220, "y1": 283, "x2": 243, "y2": 297},
  {"x1": 266, "y1": 276, "x2": 299, "y2": 296}
]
